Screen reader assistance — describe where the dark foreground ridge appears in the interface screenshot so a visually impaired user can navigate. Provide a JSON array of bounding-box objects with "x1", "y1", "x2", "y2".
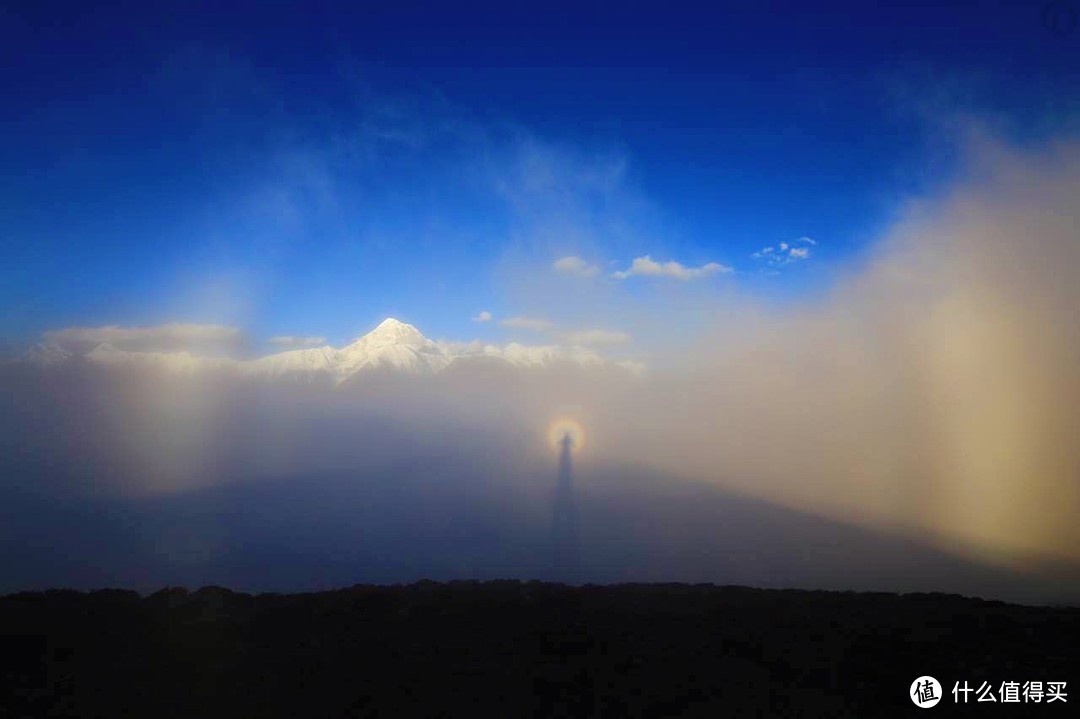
[{"x1": 2, "y1": 582, "x2": 1077, "y2": 718}]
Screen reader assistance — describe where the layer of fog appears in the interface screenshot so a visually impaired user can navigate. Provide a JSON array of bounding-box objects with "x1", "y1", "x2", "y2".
[
  {"x1": 601, "y1": 136, "x2": 1080, "y2": 571},
  {"x1": 2, "y1": 136, "x2": 1079, "y2": 603}
]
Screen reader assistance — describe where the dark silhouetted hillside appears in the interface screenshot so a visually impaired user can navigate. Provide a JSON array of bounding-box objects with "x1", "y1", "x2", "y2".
[{"x1": 1, "y1": 582, "x2": 1077, "y2": 717}]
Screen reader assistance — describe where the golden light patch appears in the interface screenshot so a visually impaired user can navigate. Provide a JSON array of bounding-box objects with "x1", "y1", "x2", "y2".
[{"x1": 547, "y1": 418, "x2": 586, "y2": 454}]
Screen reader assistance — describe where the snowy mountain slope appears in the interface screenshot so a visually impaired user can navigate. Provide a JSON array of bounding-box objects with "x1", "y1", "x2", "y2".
[
  {"x1": 334, "y1": 318, "x2": 452, "y2": 376},
  {"x1": 243, "y1": 344, "x2": 340, "y2": 377},
  {"x1": 19, "y1": 343, "x2": 73, "y2": 367},
  {"x1": 21, "y1": 318, "x2": 630, "y2": 381}
]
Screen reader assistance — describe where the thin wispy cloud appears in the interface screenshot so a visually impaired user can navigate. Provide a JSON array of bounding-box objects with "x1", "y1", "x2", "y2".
[
  {"x1": 553, "y1": 256, "x2": 600, "y2": 277},
  {"x1": 472, "y1": 310, "x2": 493, "y2": 322},
  {"x1": 565, "y1": 329, "x2": 631, "y2": 346},
  {"x1": 499, "y1": 316, "x2": 553, "y2": 331},
  {"x1": 44, "y1": 323, "x2": 244, "y2": 353},
  {"x1": 752, "y1": 236, "x2": 816, "y2": 265},
  {"x1": 611, "y1": 255, "x2": 732, "y2": 281},
  {"x1": 268, "y1": 335, "x2": 327, "y2": 348}
]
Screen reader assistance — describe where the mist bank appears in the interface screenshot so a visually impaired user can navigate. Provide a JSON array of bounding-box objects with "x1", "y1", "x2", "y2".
[
  {"x1": 2, "y1": 356, "x2": 1078, "y2": 604},
  {"x1": 3, "y1": 136, "x2": 1079, "y2": 601},
  {"x1": 589, "y1": 137, "x2": 1080, "y2": 571}
]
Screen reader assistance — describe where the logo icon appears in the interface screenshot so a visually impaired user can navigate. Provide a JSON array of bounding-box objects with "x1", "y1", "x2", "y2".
[{"x1": 911, "y1": 676, "x2": 943, "y2": 708}]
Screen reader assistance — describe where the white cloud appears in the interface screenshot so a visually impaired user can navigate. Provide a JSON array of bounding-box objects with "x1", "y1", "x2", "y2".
[
  {"x1": 611, "y1": 255, "x2": 732, "y2": 281},
  {"x1": 565, "y1": 329, "x2": 631, "y2": 345},
  {"x1": 616, "y1": 359, "x2": 647, "y2": 376},
  {"x1": 553, "y1": 255, "x2": 600, "y2": 277},
  {"x1": 44, "y1": 323, "x2": 244, "y2": 353},
  {"x1": 752, "y1": 237, "x2": 816, "y2": 265},
  {"x1": 500, "y1": 316, "x2": 553, "y2": 331},
  {"x1": 268, "y1": 335, "x2": 327, "y2": 348},
  {"x1": 472, "y1": 310, "x2": 493, "y2": 322}
]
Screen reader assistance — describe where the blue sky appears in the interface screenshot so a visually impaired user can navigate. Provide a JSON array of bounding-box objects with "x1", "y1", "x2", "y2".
[{"x1": 3, "y1": 0, "x2": 1078, "y2": 351}]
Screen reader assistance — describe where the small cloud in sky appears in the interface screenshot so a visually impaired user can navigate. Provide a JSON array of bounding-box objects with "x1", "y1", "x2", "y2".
[
  {"x1": 565, "y1": 328, "x2": 631, "y2": 346},
  {"x1": 752, "y1": 236, "x2": 816, "y2": 265},
  {"x1": 44, "y1": 323, "x2": 244, "y2": 353},
  {"x1": 611, "y1": 255, "x2": 732, "y2": 281},
  {"x1": 268, "y1": 335, "x2": 327, "y2": 348},
  {"x1": 500, "y1": 316, "x2": 553, "y2": 332},
  {"x1": 472, "y1": 310, "x2": 493, "y2": 322},
  {"x1": 553, "y1": 255, "x2": 600, "y2": 277}
]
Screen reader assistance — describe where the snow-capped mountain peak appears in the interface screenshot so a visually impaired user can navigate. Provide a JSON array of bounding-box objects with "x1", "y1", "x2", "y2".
[
  {"x1": 349, "y1": 318, "x2": 429, "y2": 348},
  {"x1": 336, "y1": 318, "x2": 447, "y2": 377}
]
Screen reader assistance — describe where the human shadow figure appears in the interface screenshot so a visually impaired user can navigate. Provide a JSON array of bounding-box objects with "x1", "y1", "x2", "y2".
[{"x1": 552, "y1": 432, "x2": 579, "y2": 583}]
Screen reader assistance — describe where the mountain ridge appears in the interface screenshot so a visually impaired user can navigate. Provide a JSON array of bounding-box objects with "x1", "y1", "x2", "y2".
[
  {"x1": 2, "y1": 582, "x2": 1076, "y2": 718},
  {"x1": 15, "y1": 318, "x2": 639, "y2": 381}
]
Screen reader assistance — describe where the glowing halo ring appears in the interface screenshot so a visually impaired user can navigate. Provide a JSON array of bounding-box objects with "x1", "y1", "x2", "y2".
[{"x1": 547, "y1": 418, "x2": 586, "y2": 454}]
